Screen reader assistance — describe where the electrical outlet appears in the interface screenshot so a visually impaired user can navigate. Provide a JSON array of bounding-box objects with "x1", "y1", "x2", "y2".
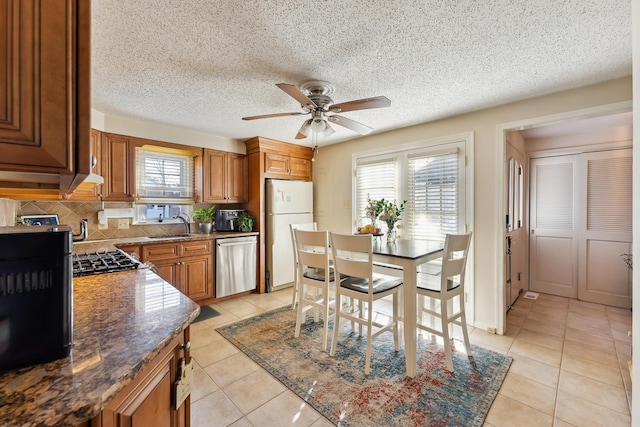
[
  {"x1": 117, "y1": 218, "x2": 129, "y2": 229},
  {"x1": 343, "y1": 200, "x2": 351, "y2": 209},
  {"x1": 98, "y1": 222, "x2": 108, "y2": 230},
  {"x1": 486, "y1": 327, "x2": 496, "y2": 334}
]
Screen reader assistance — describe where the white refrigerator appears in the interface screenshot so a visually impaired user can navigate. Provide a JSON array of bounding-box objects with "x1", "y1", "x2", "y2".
[{"x1": 266, "y1": 179, "x2": 314, "y2": 292}]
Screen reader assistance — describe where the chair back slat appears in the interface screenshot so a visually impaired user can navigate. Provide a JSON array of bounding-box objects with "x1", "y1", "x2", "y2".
[
  {"x1": 330, "y1": 233, "x2": 373, "y2": 280},
  {"x1": 290, "y1": 222, "x2": 318, "y2": 264},
  {"x1": 296, "y1": 229, "x2": 330, "y2": 271},
  {"x1": 439, "y1": 232, "x2": 472, "y2": 292}
]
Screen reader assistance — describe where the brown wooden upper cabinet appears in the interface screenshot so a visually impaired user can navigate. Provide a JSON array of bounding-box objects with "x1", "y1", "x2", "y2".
[
  {"x1": 67, "y1": 129, "x2": 103, "y2": 201},
  {"x1": 264, "y1": 153, "x2": 312, "y2": 180},
  {"x1": 0, "y1": 0, "x2": 91, "y2": 193},
  {"x1": 102, "y1": 133, "x2": 135, "y2": 202},
  {"x1": 203, "y1": 149, "x2": 248, "y2": 203}
]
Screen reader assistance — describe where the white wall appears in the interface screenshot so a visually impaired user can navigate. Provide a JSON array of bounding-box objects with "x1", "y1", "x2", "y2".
[
  {"x1": 312, "y1": 76, "x2": 632, "y2": 332},
  {"x1": 91, "y1": 109, "x2": 246, "y2": 153},
  {"x1": 631, "y1": 0, "x2": 639, "y2": 418}
]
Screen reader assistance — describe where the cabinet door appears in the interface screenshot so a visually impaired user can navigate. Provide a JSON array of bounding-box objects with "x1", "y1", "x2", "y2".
[
  {"x1": 67, "y1": 129, "x2": 102, "y2": 201},
  {"x1": 227, "y1": 154, "x2": 248, "y2": 202},
  {"x1": 180, "y1": 255, "x2": 213, "y2": 301},
  {"x1": 153, "y1": 259, "x2": 179, "y2": 287},
  {"x1": 102, "y1": 133, "x2": 134, "y2": 201},
  {"x1": 0, "y1": 0, "x2": 88, "y2": 175},
  {"x1": 101, "y1": 332, "x2": 187, "y2": 427},
  {"x1": 203, "y1": 149, "x2": 226, "y2": 202},
  {"x1": 289, "y1": 157, "x2": 312, "y2": 180},
  {"x1": 264, "y1": 153, "x2": 290, "y2": 178}
]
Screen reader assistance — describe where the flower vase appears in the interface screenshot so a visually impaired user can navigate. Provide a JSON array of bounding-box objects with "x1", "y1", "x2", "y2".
[{"x1": 386, "y1": 221, "x2": 397, "y2": 244}]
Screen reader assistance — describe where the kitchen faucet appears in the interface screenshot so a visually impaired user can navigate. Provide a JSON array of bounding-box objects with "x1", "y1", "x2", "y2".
[{"x1": 173, "y1": 213, "x2": 191, "y2": 234}]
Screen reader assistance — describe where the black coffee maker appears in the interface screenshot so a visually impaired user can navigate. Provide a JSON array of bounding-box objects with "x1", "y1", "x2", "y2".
[
  {"x1": 0, "y1": 227, "x2": 73, "y2": 372},
  {"x1": 215, "y1": 210, "x2": 245, "y2": 231}
]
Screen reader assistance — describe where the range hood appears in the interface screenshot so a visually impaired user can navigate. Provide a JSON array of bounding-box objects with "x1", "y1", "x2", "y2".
[
  {"x1": 0, "y1": 169, "x2": 103, "y2": 200},
  {"x1": 76, "y1": 172, "x2": 104, "y2": 189}
]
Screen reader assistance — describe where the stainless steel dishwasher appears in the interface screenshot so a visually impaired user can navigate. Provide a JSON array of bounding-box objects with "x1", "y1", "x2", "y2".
[{"x1": 216, "y1": 235, "x2": 257, "y2": 297}]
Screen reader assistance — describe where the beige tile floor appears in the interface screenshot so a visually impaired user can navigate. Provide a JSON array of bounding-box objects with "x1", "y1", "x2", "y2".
[{"x1": 189, "y1": 289, "x2": 632, "y2": 427}]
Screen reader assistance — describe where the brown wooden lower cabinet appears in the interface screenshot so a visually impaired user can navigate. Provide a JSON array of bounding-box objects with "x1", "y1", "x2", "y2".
[
  {"x1": 140, "y1": 241, "x2": 213, "y2": 302},
  {"x1": 79, "y1": 329, "x2": 190, "y2": 427}
]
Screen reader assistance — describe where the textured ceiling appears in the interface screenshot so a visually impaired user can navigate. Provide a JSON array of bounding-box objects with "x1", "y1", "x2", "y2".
[{"x1": 91, "y1": 0, "x2": 632, "y2": 147}]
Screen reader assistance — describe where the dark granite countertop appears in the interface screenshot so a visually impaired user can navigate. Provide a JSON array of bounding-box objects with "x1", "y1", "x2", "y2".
[
  {"x1": 0, "y1": 269, "x2": 200, "y2": 426},
  {"x1": 73, "y1": 231, "x2": 259, "y2": 253}
]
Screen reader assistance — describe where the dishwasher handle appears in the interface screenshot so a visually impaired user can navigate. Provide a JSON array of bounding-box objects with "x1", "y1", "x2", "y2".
[{"x1": 217, "y1": 238, "x2": 256, "y2": 247}]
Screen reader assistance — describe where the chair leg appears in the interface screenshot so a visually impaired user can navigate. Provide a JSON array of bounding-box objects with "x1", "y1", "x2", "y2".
[
  {"x1": 330, "y1": 302, "x2": 342, "y2": 357},
  {"x1": 460, "y1": 306, "x2": 474, "y2": 364},
  {"x1": 365, "y1": 306, "x2": 373, "y2": 375},
  {"x1": 358, "y1": 301, "x2": 364, "y2": 337},
  {"x1": 294, "y1": 284, "x2": 305, "y2": 338},
  {"x1": 440, "y1": 298, "x2": 454, "y2": 371},
  {"x1": 393, "y1": 293, "x2": 400, "y2": 351},
  {"x1": 321, "y1": 290, "x2": 330, "y2": 352},
  {"x1": 291, "y1": 281, "x2": 298, "y2": 310}
]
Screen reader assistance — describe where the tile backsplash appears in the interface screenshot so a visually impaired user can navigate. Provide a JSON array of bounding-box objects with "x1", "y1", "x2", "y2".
[{"x1": 19, "y1": 201, "x2": 187, "y2": 240}]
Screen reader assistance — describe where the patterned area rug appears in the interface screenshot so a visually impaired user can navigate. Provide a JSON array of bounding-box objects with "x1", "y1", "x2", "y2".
[{"x1": 217, "y1": 307, "x2": 511, "y2": 427}]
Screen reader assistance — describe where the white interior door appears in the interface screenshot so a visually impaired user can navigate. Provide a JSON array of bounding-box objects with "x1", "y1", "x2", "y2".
[
  {"x1": 578, "y1": 149, "x2": 632, "y2": 308},
  {"x1": 529, "y1": 155, "x2": 579, "y2": 298},
  {"x1": 505, "y1": 142, "x2": 526, "y2": 308}
]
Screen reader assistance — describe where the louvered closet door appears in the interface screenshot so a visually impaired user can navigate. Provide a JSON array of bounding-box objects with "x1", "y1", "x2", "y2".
[
  {"x1": 529, "y1": 155, "x2": 579, "y2": 298},
  {"x1": 578, "y1": 149, "x2": 632, "y2": 308}
]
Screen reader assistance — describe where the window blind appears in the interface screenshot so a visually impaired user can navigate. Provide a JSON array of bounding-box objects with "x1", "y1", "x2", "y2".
[
  {"x1": 355, "y1": 157, "x2": 397, "y2": 219},
  {"x1": 407, "y1": 151, "x2": 459, "y2": 241},
  {"x1": 135, "y1": 147, "x2": 195, "y2": 205}
]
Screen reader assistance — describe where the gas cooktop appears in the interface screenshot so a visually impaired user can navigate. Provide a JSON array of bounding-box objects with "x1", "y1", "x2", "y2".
[{"x1": 73, "y1": 250, "x2": 141, "y2": 277}]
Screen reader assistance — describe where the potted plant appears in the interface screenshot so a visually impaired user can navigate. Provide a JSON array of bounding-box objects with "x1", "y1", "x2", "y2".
[
  {"x1": 192, "y1": 205, "x2": 216, "y2": 234},
  {"x1": 238, "y1": 212, "x2": 255, "y2": 232}
]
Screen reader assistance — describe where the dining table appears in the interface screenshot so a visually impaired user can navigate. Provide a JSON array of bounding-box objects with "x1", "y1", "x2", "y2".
[{"x1": 371, "y1": 238, "x2": 445, "y2": 378}]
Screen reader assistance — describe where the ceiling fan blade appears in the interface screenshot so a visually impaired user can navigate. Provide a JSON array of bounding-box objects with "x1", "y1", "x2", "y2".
[
  {"x1": 327, "y1": 115, "x2": 373, "y2": 135},
  {"x1": 276, "y1": 83, "x2": 317, "y2": 109},
  {"x1": 329, "y1": 96, "x2": 391, "y2": 113},
  {"x1": 242, "y1": 112, "x2": 304, "y2": 120}
]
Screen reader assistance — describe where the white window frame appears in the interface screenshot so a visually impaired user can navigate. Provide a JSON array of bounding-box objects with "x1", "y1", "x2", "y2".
[
  {"x1": 352, "y1": 132, "x2": 475, "y2": 320},
  {"x1": 132, "y1": 145, "x2": 197, "y2": 225},
  {"x1": 352, "y1": 133, "x2": 473, "y2": 236},
  {"x1": 135, "y1": 146, "x2": 196, "y2": 205}
]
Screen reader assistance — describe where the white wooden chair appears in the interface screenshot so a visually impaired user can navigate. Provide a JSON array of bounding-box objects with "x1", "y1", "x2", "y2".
[
  {"x1": 329, "y1": 232, "x2": 403, "y2": 375},
  {"x1": 416, "y1": 232, "x2": 473, "y2": 371},
  {"x1": 289, "y1": 222, "x2": 317, "y2": 310},
  {"x1": 294, "y1": 229, "x2": 337, "y2": 351}
]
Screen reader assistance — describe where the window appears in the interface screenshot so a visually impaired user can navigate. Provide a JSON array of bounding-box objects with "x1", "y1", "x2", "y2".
[
  {"x1": 355, "y1": 156, "x2": 397, "y2": 219},
  {"x1": 135, "y1": 146, "x2": 196, "y2": 205},
  {"x1": 354, "y1": 136, "x2": 468, "y2": 242},
  {"x1": 407, "y1": 149, "x2": 459, "y2": 241},
  {"x1": 135, "y1": 204, "x2": 192, "y2": 224}
]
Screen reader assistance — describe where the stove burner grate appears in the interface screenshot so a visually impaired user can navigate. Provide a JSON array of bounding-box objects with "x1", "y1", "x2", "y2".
[{"x1": 73, "y1": 250, "x2": 140, "y2": 277}]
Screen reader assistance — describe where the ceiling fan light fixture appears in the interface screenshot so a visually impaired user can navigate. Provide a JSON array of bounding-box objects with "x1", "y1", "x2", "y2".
[
  {"x1": 310, "y1": 117, "x2": 326, "y2": 133},
  {"x1": 296, "y1": 119, "x2": 312, "y2": 139},
  {"x1": 323, "y1": 122, "x2": 335, "y2": 136}
]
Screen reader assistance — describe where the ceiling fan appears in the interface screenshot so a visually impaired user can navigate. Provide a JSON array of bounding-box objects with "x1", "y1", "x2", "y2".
[{"x1": 242, "y1": 80, "x2": 391, "y2": 140}]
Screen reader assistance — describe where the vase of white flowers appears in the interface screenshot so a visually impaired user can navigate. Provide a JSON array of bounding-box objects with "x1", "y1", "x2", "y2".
[
  {"x1": 364, "y1": 197, "x2": 384, "y2": 229},
  {"x1": 378, "y1": 199, "x2": 406, "y2": 244}
]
